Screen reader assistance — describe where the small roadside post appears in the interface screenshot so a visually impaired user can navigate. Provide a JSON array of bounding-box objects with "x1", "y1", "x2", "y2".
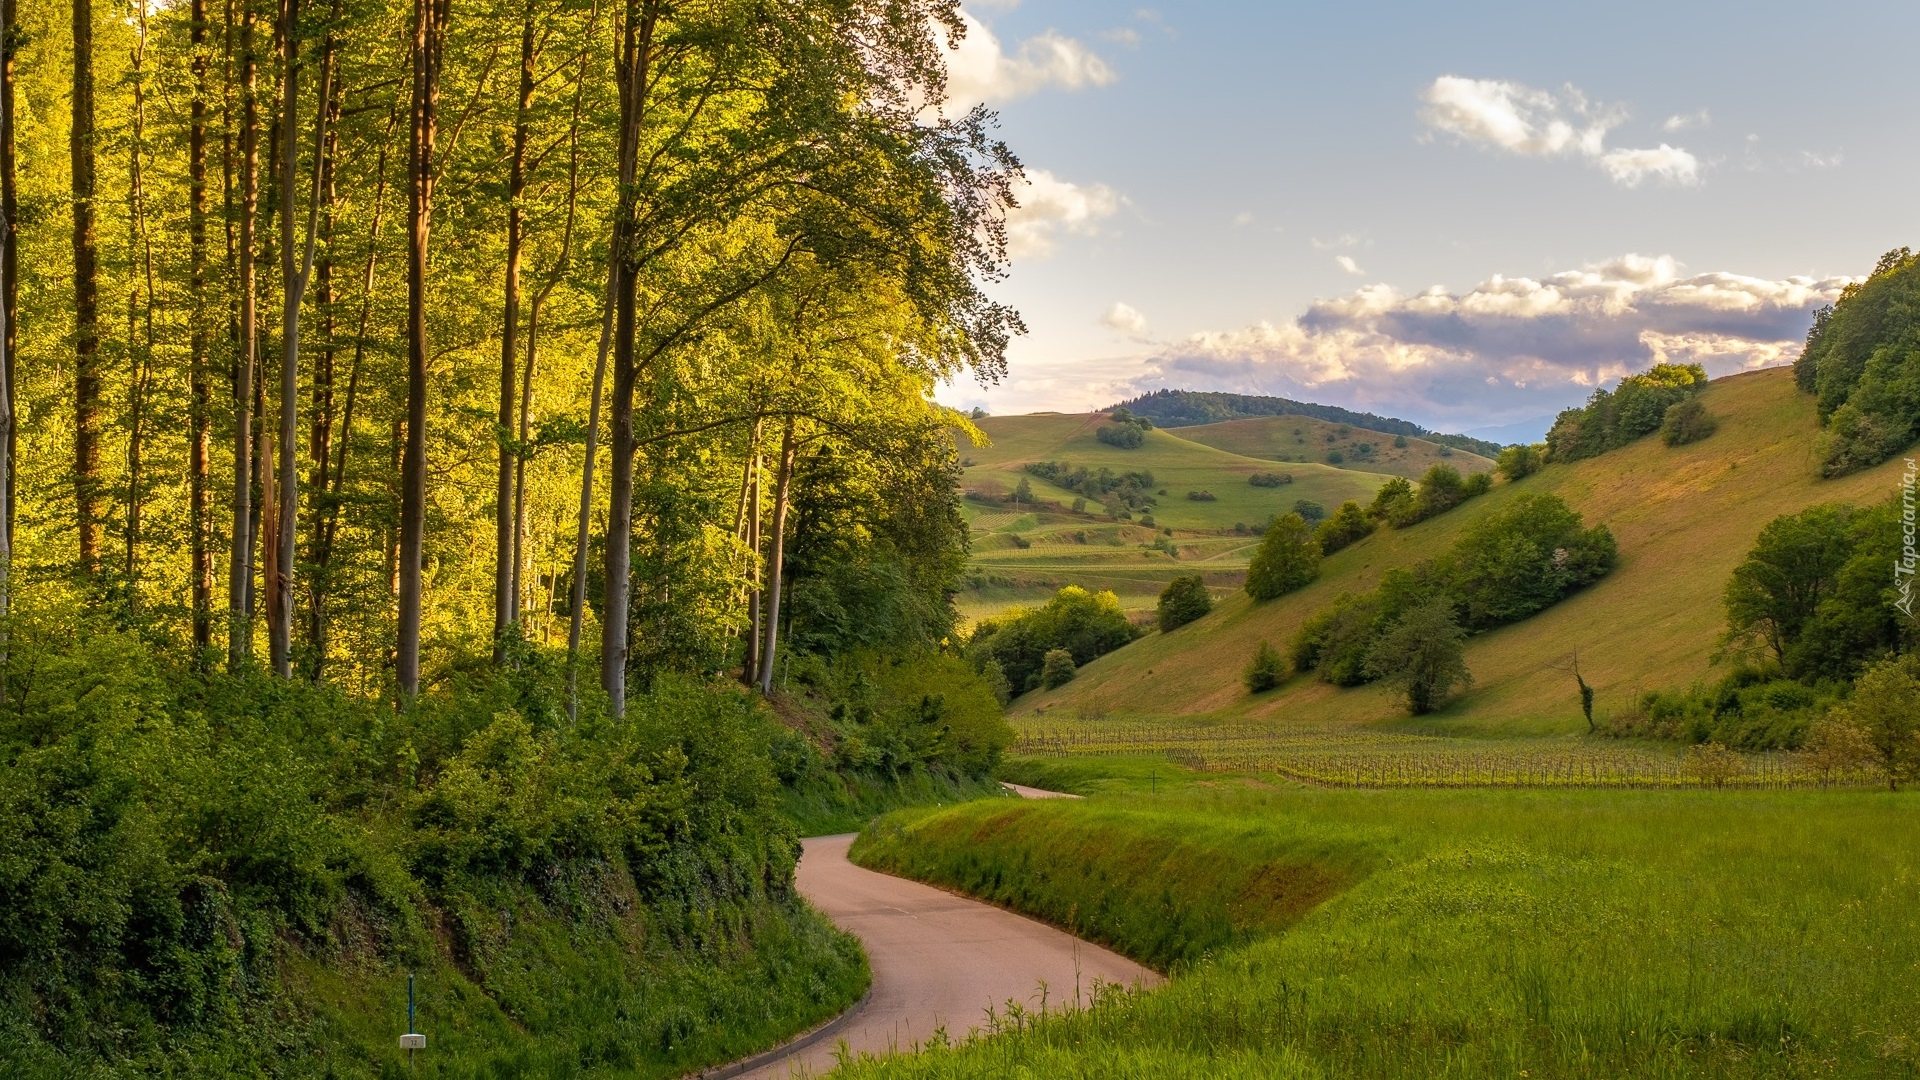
[{"x1": 400, "y1": 973, "x2": 426, "y2": 1067}]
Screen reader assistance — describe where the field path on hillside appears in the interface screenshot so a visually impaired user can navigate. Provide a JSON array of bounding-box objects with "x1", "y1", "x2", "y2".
[{"x1": 726, "y1": 803, "x2": 1154, "y2": 1078}]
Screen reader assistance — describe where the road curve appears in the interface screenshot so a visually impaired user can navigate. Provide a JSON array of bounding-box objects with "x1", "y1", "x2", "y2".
[{"x1": 732, "y1": 831, "x2": 1158, "y2": 1078}]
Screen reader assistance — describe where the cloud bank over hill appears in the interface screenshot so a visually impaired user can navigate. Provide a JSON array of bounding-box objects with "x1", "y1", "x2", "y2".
[{"x1": 1115, "y1": 255, "x2": 1851, "y2": 431}]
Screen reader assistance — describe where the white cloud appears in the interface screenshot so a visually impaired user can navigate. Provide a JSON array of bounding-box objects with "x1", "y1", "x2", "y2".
[
  {"x1": 1311, "y1": 233, "x2": 1365, "y2": 251},
  {"x1": 1599, "y1": 144, "x2": 1700, "y2": 187},
  {"x1": 1800, "y1": 150, "x2": 1843, "y2": 169},
  {"x1": 1420, "y1": 76, "x2": 1618, "y2": 158},
  {"x1": 944, "y1": 11, "x2": 1116, "y2": 109},
  {"x1": 1335, "y1": 255, "x2": 1364, "y2": 276},
  {"x1": 1102, "y1": 301, "x2": 1151, "y2": 338},
  {"x1": 1003, "y1": 169, "x2": 1121, "y2": 259},
  {"x1": 1119, "y1": 254, "x2": 1853, "y2": 430},
  {"x1": 1419, "y1": 75, "x2": 1702, "y2": 189},
  {"x1": 1662, "y1": 108, "x2": 1711, "y2": 132}
]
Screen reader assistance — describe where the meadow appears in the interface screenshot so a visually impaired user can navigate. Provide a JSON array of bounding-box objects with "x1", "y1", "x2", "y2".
[
  {"x1": 838, "y1": 773, "x2": 1920, "y2": 1079},
  {"x1": 955, "y1": 413, "x2": 1400, "y2": 621}
]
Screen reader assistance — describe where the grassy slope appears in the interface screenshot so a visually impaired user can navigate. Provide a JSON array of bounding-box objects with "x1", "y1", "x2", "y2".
[
  {"x1": 956, "y1": 414, "x2": 1397, "y2": 622},
  {"x1": 1174, "y1": 413, "x2": 1496, "y2": 479},
  {"x1": 840, "y1": 782, "x2": 1920, "y2": 1080},
  {"x1": 1017, "y1": 368, "x2": 1910, "y2": 734}
]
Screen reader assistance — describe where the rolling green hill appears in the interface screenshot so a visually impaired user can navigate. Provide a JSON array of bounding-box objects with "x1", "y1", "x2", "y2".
[
  {"x1": 1013, "y1": 366, "x2": 1911, "y2": 735},
  {"x1": 955, "y1": 414, "x2": 1401, "y2": 623},
  {"x1": 1174, "y1": 414, "x2": 1496, "y2": 479}
]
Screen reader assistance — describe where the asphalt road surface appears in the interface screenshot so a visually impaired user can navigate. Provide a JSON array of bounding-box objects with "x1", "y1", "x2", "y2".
[{"x1": 732, "y1": 829, "x2": 1157, "y2": 1078}]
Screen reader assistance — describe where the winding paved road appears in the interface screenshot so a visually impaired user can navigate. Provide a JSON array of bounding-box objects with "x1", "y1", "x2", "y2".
[{"x1": 733, "y1": 796, "x2": 1155, "y2": 1078}]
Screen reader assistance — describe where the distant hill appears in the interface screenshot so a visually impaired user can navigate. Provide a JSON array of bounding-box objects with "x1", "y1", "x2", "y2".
[
  {"x1": 1114, "y1": 389, "x2": 1507, "y2": 458},
  {"x1": 1026, "y1": 367, "x2": 1911, "y2": 735},
  {"x1": 1175, "y1": 414, "x2": 1495, "y2": 479}
]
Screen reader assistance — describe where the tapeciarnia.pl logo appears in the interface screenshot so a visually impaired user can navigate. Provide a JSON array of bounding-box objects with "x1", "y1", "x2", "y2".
[{"x1": 1898, "y1": 458, "x2": 1917, "y2": 618}]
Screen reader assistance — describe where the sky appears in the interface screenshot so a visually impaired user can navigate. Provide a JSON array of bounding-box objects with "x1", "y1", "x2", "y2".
[{"x1": 930, "y1": 1, "x2": 1920, "y2": 440}]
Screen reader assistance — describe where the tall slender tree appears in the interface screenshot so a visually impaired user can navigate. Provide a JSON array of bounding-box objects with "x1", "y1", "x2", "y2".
[
  {"x1": 228, "y1": 0, "x2": 260, "y2": 669},
  {"x1": 0, "y1": 0, "x2": 15, "y2": 552},
  {"x1": 189, "y1": 0, "x2": 215, "y2": 655},
  {"x1": 71, "y1": 0, "x2": 101, "y2": 575},
  {"x1": 398, "y1": 0, "x2": 448, "y2": 696},
  {"x1": 494, "y1": 0, "x2": 538, "y2": 660}
]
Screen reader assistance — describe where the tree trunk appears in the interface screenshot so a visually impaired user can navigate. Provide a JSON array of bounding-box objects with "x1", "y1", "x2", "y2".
[
  {"x1": 303, "y1": 64, "x2": 338, "y2": 679},
  {"x1": 398, "y1": 0, "x2": 447, "y2": 697},
  {"x1": 71, "y1": 0, "x2": 101, "y2": 576},
  {"x1": 125, "y1": 7, "x2": 158, "y2": 607},
  {"x1": 599, "y1": 0, "x2": 656, "y2": 716},
  {"x1": 189, "y1": 0, "x2": 213, "y2": 656},
  {"x1": 270, "y1": 0, "x2": 330, "y2": 678},
  {"x1": 0, "y1": 0, "x2": 14, "y2": 557},
  {"x1": 228, "y1": 0, "x2": 259, "y2": 669},
  {"x1": 756, "y1": 420, "x2": 796, "y2": 694},
  {"x1": 738, "y1": 439, "x2": 759, "y2": 685},
  {"x1": 494, "y1": 0, "x2": 535, "y2": 660},
  {"x1": 564, "y1": 265, "x2": 614, "y2": 721},
  {"x1": 310, "y1": 107, "x2": 392, "y2": 680}
]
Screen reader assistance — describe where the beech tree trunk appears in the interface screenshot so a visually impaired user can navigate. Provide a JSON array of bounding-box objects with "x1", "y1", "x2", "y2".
[
  {"x1": 71, "y1": 0, "x2": 101, "y2": 575},
  {"x1": 564, "y1": 266, "x2": 614, "y2": 721},
  {"x1": 600, "y1": 0, "x2": 657, "y2": 716},
  {"x1": 756, "y1": 420, "x2": 796, "y2": 693},
  {"x1": 398, "y1": 0, "x2": 447, "y2": 697},
  {"x1": 188, "y1": 0, "x2": 213, "y2": 656},
  {"x1": 494, "y1": 1, "x2": 535, "y2": 660},
  {"x1": 228, "y1": 0, "x2": 259, "y2": 669},
  {"x1": 1, "y1": 0, "x2": 15, "y2": 555}
]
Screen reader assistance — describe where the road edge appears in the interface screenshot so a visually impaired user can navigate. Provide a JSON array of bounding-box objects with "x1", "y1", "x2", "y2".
[{"x1": 683, "y1": 983, "x2": 876, "y2": 1080}]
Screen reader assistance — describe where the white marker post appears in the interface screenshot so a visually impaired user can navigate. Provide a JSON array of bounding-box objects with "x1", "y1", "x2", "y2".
[{"x1": 401, "y1": 973, "x2": 426, "y2": 1066}]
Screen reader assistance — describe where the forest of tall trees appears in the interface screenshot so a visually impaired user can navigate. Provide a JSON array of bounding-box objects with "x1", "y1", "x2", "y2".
[{"x1": 0, "y1": 0, "x2": 1018, "y2": 704}]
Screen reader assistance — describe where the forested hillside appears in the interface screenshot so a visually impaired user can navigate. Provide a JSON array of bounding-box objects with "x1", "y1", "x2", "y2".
[
  {"x1": 1115, "y1": 389, "x2": 1504, "y2": 458},
  {"x1": 0, "y1": 0, "x2": 1019, "y2": 1071}
]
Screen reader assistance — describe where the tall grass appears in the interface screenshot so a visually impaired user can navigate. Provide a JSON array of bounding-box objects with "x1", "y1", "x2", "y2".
[{"x1": 839, "y1": 786, "x2": 1920, "y2": 1079}]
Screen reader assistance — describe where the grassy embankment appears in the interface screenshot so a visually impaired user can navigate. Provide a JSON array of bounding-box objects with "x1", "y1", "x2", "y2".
[
  {"x1": 1015, "y1": 368, "x2": 1912, "y2": 752},
  {"x1": 842, "y1": 776, "x2": 1920, "y2": 1079},
  {"x1": 956, "y1": 413, "x2": 1397, "y2": 623}
]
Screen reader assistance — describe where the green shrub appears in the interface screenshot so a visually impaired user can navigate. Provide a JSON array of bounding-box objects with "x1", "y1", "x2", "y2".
[
  {"x1": 1366, "y1": 477, "x2": 1414, "y2": 523},
  {"x1": 1661, "y1": 396, "x2": 1718, "y2": 446},
  {"x1": 1393, "y1": 434, "x2": 1409, "y2": 448},
  {"x1": 1313, "y1": 500, "x2": 1375, "y2": 555},
  {"x1": 1186, "y1": 490, "x2": 1217, "y2": 501},
  {"x1": 1293, "y1": 500, "x2": 1326, "y2": 523},
  {"x1": 1464, "y1": 470, "x2": 1492, "y2": 496},
  {"x1": 1496, "y1": 443, "x2": 1545, "y2": 480},
  {"x1": 1248, "y1": 471, "x2": 1292, "y2": 487},
  {"x1": 969, "y1": 586, "x2": 1140, "y2": 694},
  {"x1": 1040, "y1": 649, "x2": 1078, "y2": 689},
  {"x1": 1545, "y1": 362, "x2": 1708, "y2": 462},
  {"x1": 1157, "y1": 575, "x2": 1214, "y2": 632},
  {"x1": 1364, "y1": 598, "x2": 1472, "y2": 715},
  {"x1": 1096, "y1": 424, "x2": 1145, "y2": 449},
  {"x1": 1245, "y1": 513, "x2": 1322, "y2": 600},
  {"x1": 1450, "y1": 493, "x2": 1618, "y2": 630},
  {"x1": 1244, "y1": 641, "x2": 1286, "y2": 693}
]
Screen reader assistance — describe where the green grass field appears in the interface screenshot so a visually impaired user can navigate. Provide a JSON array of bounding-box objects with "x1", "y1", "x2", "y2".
[
  {"x1": 955, "y1": 414, "x2": 1401, "y2": 622},
  {"x1": 838, "y1": 772, "x2": 1920, "y2": 1079},
  {"x1": 1015, "y1": 368, "x2": 1912, "y2": 737}
]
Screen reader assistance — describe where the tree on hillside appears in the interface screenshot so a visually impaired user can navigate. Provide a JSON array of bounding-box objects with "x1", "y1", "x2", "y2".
[
  {"x1": 1157, "y1": 574, "x2": 1211, "y2": 632},
  {"x1": 1245, "y1": 512, "x2": 1319, "y2": 600},
  {"x1": 1496, "y1": 443, "x2": 1543, "y2": 481},
  {"x1": 1834, "y1": 655, "x2": 1920, "y2": 789},
  {"x1": 1795, "y1": 248, "x2": 1920, "y2": 476},
  {"x1": 1722, "y1": 505, "x2": 1856, "y2": 666},
  {"x1": 1313, "y1": 500, "x2": 1374, "y2": 555},
  {"x1": 1365, "y1": 598, "x2": 1471, "y2": 715}
]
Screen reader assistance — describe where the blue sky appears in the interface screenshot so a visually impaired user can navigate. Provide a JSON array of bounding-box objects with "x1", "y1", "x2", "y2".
[{"x1": 935, "y1": 1, "x2": 1920, "y2": 438}]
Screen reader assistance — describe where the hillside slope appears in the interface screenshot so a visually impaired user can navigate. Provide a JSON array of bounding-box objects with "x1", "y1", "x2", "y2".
[
  {"x1": 1174, "y1": 414, "x2": 1495, "y2": 480},
  {"x1": 955, "y1": 414, "x2": 1403, "y2": 622},
  {"x1": 1016, "y1": 367, "x2": 1911, "y2": 735}
]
